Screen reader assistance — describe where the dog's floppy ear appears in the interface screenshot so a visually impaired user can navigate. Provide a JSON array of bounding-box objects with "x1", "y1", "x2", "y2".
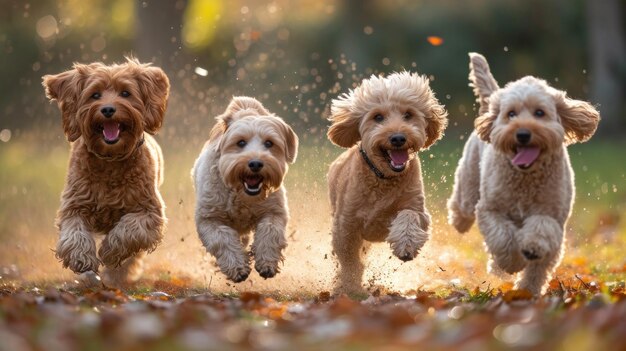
[
  {"x1": 133, "y1": 60, "x2": 170, "y2": 134},
  {"x1": 424, "y1": 99, "x2": 449, "y2": 149},
  {"x1": 469, "y1": 52, "x2": 499, "y2": 116},
  {"x1": 42, "y1": 63, "x2": 94, "y2": 142},
  {"x1": 474, "y1": 91, "x2": 500, "y2": 142},
  {"x1": 327, "y1": 93, "x2": 360, "y2": 148},
  {"x1": 555, "y1": 92, "x2": 600, "y2": 144},
  {"x1": 278, "y1": 118, "x2": 299, "y2": 164}
]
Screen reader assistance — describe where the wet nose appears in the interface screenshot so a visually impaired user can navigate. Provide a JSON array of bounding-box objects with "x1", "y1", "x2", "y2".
[
  {"x1": 516, "y1": 128, "x2": 532, "y2": 145},
  {"x1": 389, "y1": 133, "x2": 407, "y2": 147},
  {"x1": 101, "y1": 106, "x2": 116, "y2": 118},
  {"x1": 248, "y1": 160, "x2": 264, "y2": 173}
]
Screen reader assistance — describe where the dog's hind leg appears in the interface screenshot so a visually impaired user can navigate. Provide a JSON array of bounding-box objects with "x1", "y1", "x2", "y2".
[
  {"x1": 332, "y1": 222, "x2": 366, "y2": 294},
  {"x1": 197, "y1": 218, "x2": 251, "y2": 283},
  {"x1": 252, "y1": 214, "x2": 288, "y2": 279},
  {"x1": 447, "y1": 132, "x2": 482, "y2": 233}
]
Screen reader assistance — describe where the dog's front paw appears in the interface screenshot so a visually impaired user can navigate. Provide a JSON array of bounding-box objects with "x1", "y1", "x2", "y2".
[
  {"x1": 389, "y1": 230, "x2": 426, "y2": 262},
  {"x1": 521, "y1": 248, "x2": 541, "y2": 260},
  {"x1": 224, "y1": 265, "x2": 251, "y2": 283},
  {"x1": 59, "y1": 251, "x2": 99, "y2": 274},
  {"x1": 98, "y1": 239, "x2": 134, "y2": 268},
  {"x1": 255, "y1": 261, "x2": 279, "y2": 279},
  {"x1": 391, "y1": 243, "x2": 419, "y2": 262},
  {"x1": 519, "y1": 238, "x2": 550, "y2": 262},
  {"x1": 518, "y1": 215, "x2": 562, "y2": 263}
]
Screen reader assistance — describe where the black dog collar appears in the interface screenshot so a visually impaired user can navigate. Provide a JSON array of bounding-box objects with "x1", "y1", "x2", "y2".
[{"x1": 359, "y1": 146, "x2": 387, "y2": 179}]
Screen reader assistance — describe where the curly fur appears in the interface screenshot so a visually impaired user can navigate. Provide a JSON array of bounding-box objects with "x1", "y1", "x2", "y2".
[
  {"x1": 447, "y1": 53, "x2": 600, "y2": 295},
  {"x1": 327, "y1": 71, "x2": 448, "y2": 293},
  {"x1": 192, "y1": 96, "x2": 299, "y2": 283},
  {"x1": 43, "y1": 58, "x2": 169, "y2": 288}
]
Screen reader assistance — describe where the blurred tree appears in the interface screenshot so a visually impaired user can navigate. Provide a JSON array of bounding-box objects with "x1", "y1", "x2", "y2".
[
  {"x1": 135, "y1": 0, "x2": 188, "y2": 73},
  {"x1": 586, "y1": 0, "x2": 626, "y2": 135}
]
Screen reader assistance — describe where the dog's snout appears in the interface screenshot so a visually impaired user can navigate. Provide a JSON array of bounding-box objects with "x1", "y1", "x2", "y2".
[
  {"x1": 389, "y1": 133, "x2": 407, "y2": 147},
  {"x1": 248, "y1": 160, "x2": 264, "y2": 173},
  {"x1": 516, "y1": 129, "x2": 531, "y2": 145},
  {"x1": 101, "y1": 106, "x2": 116, "y2": 118}
]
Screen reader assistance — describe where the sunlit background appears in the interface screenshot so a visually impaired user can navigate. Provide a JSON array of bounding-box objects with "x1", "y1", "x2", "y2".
[{"x1": 1, "y1": 0, "x2": 625, "y2": 294}]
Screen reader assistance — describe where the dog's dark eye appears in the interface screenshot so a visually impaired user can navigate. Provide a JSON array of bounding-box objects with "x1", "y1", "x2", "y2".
[
  {"x1": 374, "y1": 114, "x2": 385, "y2": 123},
  {"x1": 237, "y1": 140, "x2": 246, "y2": 148},
  {"x1": 534, "y1": 109, "x2": 545, "y2": 117},
  {"x1": 403, "y1": 112, "x2": 412, "y2": 120},
  {"x1": 264, "y1": 140, "x2": 273, "y2": 148},
  {"x1": 91, "y1": 92, "x2": 101, "y2": 100},
  {"x1": 507, "y1": 110, "x2": 516, "y2": 118},
  {"x1": 120, "y1": 91, "x2": 131, "y2": 98}
]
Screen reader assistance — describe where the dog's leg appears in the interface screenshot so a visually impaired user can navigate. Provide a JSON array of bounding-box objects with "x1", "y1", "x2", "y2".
[
  {"x1": 448, "y1": 133, "x2": 482, "y2": 233},
  {"x1": 332, "y1": 222, "x2": 366, "y2": 294},
  {"x1": 252, "y1": 215, "x2": 287, "y2": 279},
  {"x1": 516, "y1": 215, "x2": 564, "y2": 295},
  {"x1": 387, "y1": 209, "x2": 430, "y2": 262},
  {"x1": 477, "y1": 209, "x2": 526, "y2": 274},
  {"x1": 101, "y1": 251, "x2": 145, "y2": 288},
  {"x1": 56, "y1": 216, "x2": 99, "y2": 273},
  {"x1": 99, "y1": 210, "x2": 165, "y2": 270},
  {"x1": 197, "y1": 218, "x2": 251, "y2": 283}
]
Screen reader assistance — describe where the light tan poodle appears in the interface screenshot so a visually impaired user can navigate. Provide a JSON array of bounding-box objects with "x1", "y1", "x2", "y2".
[
  {"x1": 327, "y1": 72, "x2": 448, "y2": 293},
  {"x1": 448, "y1": 53, "x2": 600, "y2": 295},
  {"x1": 43, "y1": 58, "x2": 170, "y2": 287},
  {"x1": 192, "y1": 97, "x2": 298, "y2": 283}
]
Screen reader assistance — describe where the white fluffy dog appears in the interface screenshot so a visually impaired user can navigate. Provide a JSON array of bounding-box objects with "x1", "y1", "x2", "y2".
[
  {"x1": 447, "y1": 53, "x2": 600, "y2": 295},
  {"x1": 192, "y1": 97, "x2": 298, "y2": 282}
]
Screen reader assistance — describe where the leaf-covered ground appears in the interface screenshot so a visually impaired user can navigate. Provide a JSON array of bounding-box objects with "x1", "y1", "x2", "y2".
[{"x1": 2, "y1": 271, "x2": 626, "y2": 351}]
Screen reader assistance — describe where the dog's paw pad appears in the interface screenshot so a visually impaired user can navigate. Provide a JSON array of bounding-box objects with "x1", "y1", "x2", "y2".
[
  {"x1": 396, "y1": 251, "x2": 415, "y2": 262},
  {"x1": 521, "y1": 249, "x2": 540, "y2": 261},
  {"x1": 228, "y1": 266, "x2": 251, "y2": 283},
  {"x1": 257, "y1": 266, "x2": 277, "y2": 279}
]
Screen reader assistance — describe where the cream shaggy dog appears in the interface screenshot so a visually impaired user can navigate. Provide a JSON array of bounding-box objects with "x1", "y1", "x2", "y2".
[
  {"x1": 42, "y1": 58, "x2": 170, "y2": 287},
  {"x1": 192, "y1": 97, "x2": 298, "y2": 283},
  {"x1": 448, "y1": 53, "x2": 600, "y2": 295},
  {"x1": 327, "y1": 72, "x2": 448, "y2": 293}
]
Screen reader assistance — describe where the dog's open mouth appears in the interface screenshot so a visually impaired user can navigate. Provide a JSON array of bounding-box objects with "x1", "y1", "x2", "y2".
[
  {"x1": 511, "y1": 146, "x2": 541, "y2": 169},
  {"x1": 243, "y1": 175, "x2": 263, "y2": 196},
  {"x1": 383, "y1": 148, "x2": 411, "y2": 172},
  {"x1": 97, "y1": 120, "x2": 123, "y2": 144}
]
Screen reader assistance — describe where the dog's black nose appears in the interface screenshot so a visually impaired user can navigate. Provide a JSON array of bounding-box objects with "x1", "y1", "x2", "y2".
[
  {"x1": 390, "y1": 133, "x2": 407, "y2": 147},
  {"x1": 516, "y1": 129, "x2": 531, "y2": 144},
  {"x1": 101, "y1": 106, "x2": 116, "y2": 118},
  {"x1": 248, "y1": 160, "x2": 264, "y2": 172}
]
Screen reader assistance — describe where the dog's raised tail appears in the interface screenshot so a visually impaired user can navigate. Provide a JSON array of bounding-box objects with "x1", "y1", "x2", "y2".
[{"x1": 468, "y1": 53, "x2": 499, "y2": 115}]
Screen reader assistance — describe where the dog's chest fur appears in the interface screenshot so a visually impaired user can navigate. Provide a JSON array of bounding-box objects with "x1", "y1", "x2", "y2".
[
  {"x1": 202, "y1": 161, "x2": 283, "y2": 235},
  {"x1": 332, "y1": 150, "x2": 425, "y2": 242},
  {"x1": 60, "y1": 141, "x2": 158, "y2": 233},
  {"x1": 479, "y1": 147, "x2": 572, "y2": 226}
]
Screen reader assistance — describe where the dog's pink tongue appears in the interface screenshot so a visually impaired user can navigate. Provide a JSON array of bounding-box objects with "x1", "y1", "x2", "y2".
[
  {"x1": 511, "y1": 146, "x2": 540, "y2": 166},
  {"x1": 103, "y1": 121, "x2": 120, "y2": 141},
  {"x1": 389, "y1": 149, "x2": 409, "y2": 165}
]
